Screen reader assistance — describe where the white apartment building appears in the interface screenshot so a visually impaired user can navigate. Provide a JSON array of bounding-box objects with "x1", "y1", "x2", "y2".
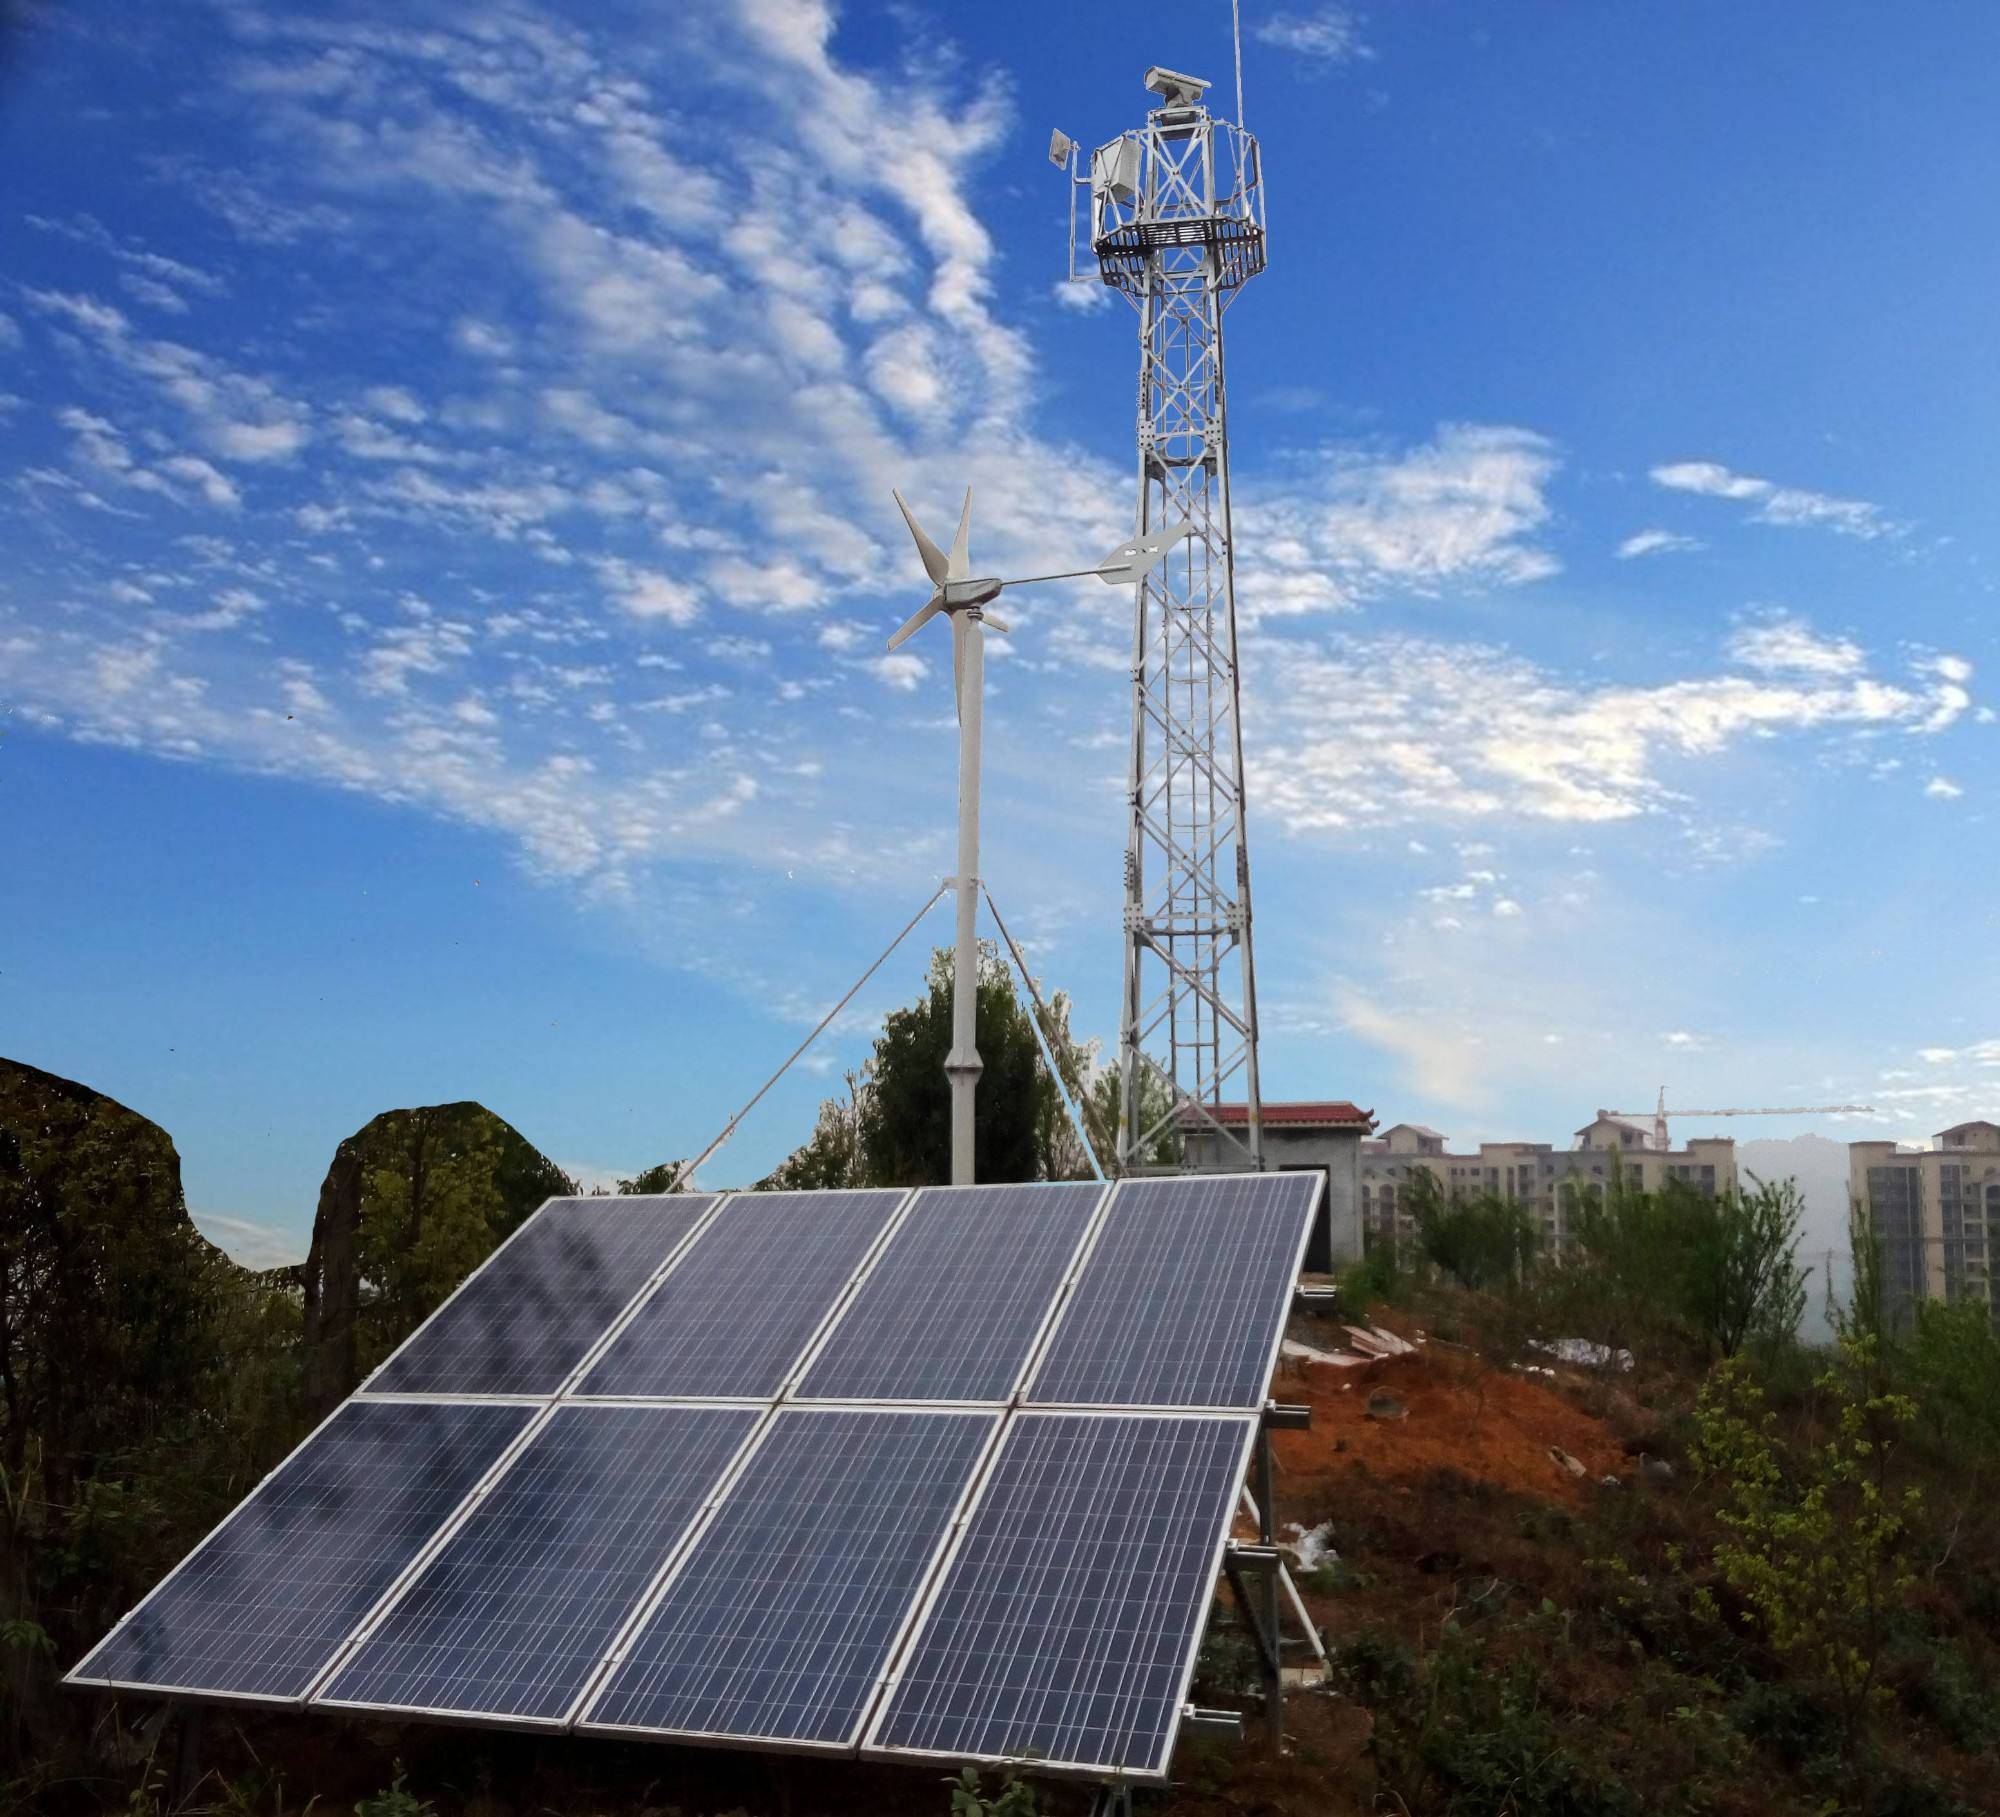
[
  {"x1": 1359, "y1": 1113, "x2": 1738, "y2": 1253},
  {"x1": 1849, "y1": 1121, "x2": 2000, "y2": 1328}
]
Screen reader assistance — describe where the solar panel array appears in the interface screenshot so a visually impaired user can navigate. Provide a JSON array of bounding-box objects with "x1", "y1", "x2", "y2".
[{"x1": 69, "y1": 1170, "x2": 1319, "y2": 1785}]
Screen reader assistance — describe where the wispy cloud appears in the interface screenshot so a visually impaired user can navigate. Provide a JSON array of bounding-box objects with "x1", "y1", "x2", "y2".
[
  {"x1": 1651, "y1": 459, "x2": 1896, "y2": 539},
  {"x1": 1247, "y1": 423, "x2": 1560, "y2": 614},
  {"x1": 1616, "y1": 527, "x2": 1699, "y2": 559},
  {"x1": 1252, "y1": 620, "x2": 1973, "y2": 831},
  {"x1": 1253, "y1": 6, "x2": 1374, "y2": 67}
]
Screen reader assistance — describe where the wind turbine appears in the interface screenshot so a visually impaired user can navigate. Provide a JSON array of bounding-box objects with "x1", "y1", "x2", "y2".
[{"x1": 888, "y1": 488, "x2": 1194, "y2": 1186}]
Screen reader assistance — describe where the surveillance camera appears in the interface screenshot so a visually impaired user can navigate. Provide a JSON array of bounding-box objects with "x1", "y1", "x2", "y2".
[{"x1": 1143, "y1": 66, "x2": 1211, "y2": 107}]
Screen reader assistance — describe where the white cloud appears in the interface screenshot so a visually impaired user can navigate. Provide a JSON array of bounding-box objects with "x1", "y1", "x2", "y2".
[
  {"x1": 454, "y1": 317, "x2": 516, "y2": 358},
  {"x1": 1246, "y1": 423, "x2": 1560, "y2": 613},
  {"x1": 363, "y1": 384, "x2": 427, "y2": 424},
  {"x1": 1616, "y1": 527, "x2": 1698, "y2": 559},
  {"x1": 1663, "y1": 1030, "x2": 1707, "y2": 1049},
  {"x1": 1925, "y1": 776, "x2": 1963, "y2": 800},
  {"x1": 1253, "y1": 619, "x2": 1971, "y2": 833},
  {"x1": 593, "y1": 558, "x2": 701, "y2": 626},
  {"x1": 1254, "y1": 6, "x2": 1374, "y2": 65},
  {"x1": 870, "y1": 652, "x2": 928, "y2": 692},
  {"x1": 1728, "y1": 614, "x2": 1864, "y2": 678},
  {"x1": 1052, "y1": 280, "x2": 1111, "y2": 314},
  {"x1": 0, "y1": 311, "x2": 22, "y2": 348},
  {"x1": 27, "y1": 287, "x2": 312, "y2": 463},
  {"x1": 1651, "y1": 459, "x2": 1893, "y2": 539}
]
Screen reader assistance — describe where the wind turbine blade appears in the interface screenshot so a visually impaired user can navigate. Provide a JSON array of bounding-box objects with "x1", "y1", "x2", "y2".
[
  {"x1": 983, "y1": 610, "x2": 1010, "y2": 634},
  {"x1": 952, "y1": 612, "x2": 966, "y2": 726},
  {"x1": 892, "y1": 489, "x2": 949, "y2": 585},
  {"x1": 886, "y1": 593, "x2": 945, "y2": 651},
  {"x1": 948, "y1": 487, "x2": 972, "y2": 579}
]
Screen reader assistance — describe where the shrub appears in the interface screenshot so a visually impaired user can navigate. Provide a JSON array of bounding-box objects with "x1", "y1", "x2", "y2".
[
  {"x1": 1692, "y1": 1338, "x2": 1921, "y2": 1771},
  {"x1": 1407, "y1": 1171, "x2": 1538, "y2": 1292}
]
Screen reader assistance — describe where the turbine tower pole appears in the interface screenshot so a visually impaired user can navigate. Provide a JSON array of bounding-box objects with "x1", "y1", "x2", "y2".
[{"x1": 1075, "y1": 66, "x2": 1269, "y2": 1173}]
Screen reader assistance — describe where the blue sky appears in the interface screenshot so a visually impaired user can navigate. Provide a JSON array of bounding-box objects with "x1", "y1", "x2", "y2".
[{"x1": 3, "y1": 1, "x2": 1996, "y2": 1267}]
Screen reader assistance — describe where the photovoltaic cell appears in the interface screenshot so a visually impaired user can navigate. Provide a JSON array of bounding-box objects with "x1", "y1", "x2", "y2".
[
  {"x1": 866, "y1": 1412, "x2": 1254, "y2": 1778},
  {"x1": 317, "y1": 1404, "x2": 758, "y2": 1723},
  {"x1": 797, "y1": 1183, "x2": 1106, "y2": 1403},
  {"x1": 1026, "y1": 1173, "x2": 1317, "y2": 1409},
  {"x1": 368, "y1": 1195, "x2": 718, "y2": 1398},
  {"x1": 580, "y1": 1408, "x2": 995, "y2": 1748},
  {"x1": 68, "y1": 1400, "x2": 533, "y2": 1702},
  {"x1": 579, "y1": 1190, "x2": 904, "y2": 1401}
]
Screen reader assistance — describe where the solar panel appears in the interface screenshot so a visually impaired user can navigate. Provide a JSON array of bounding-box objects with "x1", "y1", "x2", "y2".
[
  {"x1": 367, "y1": 1194, "x2": 718, "y2": 1398},
  {"x1": 578, "y1": 1189, "x2": 905, "y2": 1401},
  {"x1": 865, "y1": 1411, "x2": 1256, "y2": 1779},
  {"x1": 796, "y1": 1182, "x2": 1107, "y2": 1403},
  {"x1": 316, "y1": 1404, "x2": 760, "y2": 1724},
  {"x1": 1025, "y1": 1173, "x2": 1318, "y2": 1409},
  {"x1": 68, "y1": 1400, "x2": 534, "y2": 1702},
  {"x1": 579, "y1": 1408, "x2": 996, "y2": 1749}
]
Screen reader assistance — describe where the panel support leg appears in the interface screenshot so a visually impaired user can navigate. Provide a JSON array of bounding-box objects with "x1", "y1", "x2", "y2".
[
  {"x1": 1253, "y1": 1425, "x2": 1283, "y2": 1752},
  {"x1": 171, "y1": 1703, "x2": 204, "y2": 1806}
]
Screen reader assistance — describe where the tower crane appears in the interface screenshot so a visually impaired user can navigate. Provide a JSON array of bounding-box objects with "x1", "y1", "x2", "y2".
[{"x1": 1607, "y1": 1087, "x2": 1878, "y2": 1154}]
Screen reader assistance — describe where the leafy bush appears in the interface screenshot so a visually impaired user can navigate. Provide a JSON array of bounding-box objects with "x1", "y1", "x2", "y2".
[
  {"x1": 355, "y1": 1762, "x2": 434, "y2": 1817},
  {"x1": 945, "y1": 1765, "x2": 1037, "y2": 1815},
  {"x1": 1406, "y1": 1170, "x2": 1538, "y2": 1291},
  {"x1": 1692, "y1": 1338, "x2": 1921, "y2": 1768},
  {"x1": 1341, "y1": 1239, "x2": 1408, "y2": 1308},
  {"x1": 1568, "y1": 1170, "x2": 1806, "y2": 1359}
]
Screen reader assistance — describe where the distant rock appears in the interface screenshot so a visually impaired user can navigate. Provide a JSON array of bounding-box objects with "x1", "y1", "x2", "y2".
[{"x1": 299, "y1": 1103, "x2": 573, "y2": 1414}]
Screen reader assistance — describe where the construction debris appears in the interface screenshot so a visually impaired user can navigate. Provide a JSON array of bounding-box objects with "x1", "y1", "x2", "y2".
[
  {"x1": 1284, "y1": 1519, "x2": 1338, "y2": 1572},
  {"x1": 1531, "y1": 1337, "x2": 1636, "y2": 1373}
]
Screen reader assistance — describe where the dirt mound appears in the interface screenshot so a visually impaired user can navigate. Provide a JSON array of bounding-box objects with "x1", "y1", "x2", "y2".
[{"x1": 1268, "y1": 1341, "x2": 1627, "y2": 1506}]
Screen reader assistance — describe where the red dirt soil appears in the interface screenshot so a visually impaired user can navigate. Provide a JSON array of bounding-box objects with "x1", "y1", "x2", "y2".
[{"x1": 1265, "y1": 1340, "x2": 1629, "y2": 1507}]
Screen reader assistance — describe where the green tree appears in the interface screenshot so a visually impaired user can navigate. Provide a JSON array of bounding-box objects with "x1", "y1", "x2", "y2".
[
  {"x1": 1565, "y1": 1166, "x2": 1805, "y2": 1359},
  {"x1": 301, "y1": 1103, "x2": 573, "y2": 1407},
  {"x1": 1092, "y1": 1061, "x2": 1184, "y2": 1175},
  {"x1": 1692, "y1": 1337, "x2": 1921, "y2": 1776},
  {"x1": 617, "y1": 1161, "x2": 693, "y2": 1194},
  {"x1": 0, "y1": 1058, "x2": 276, "y2": 1767},
  {"x1": 859, "y1": 943, "x2": 1061, "y2": 1187},
  {"x1": 760, "y1": 1074, "x2": 868, "y2": 1191},
  {"x1": 1406, "y1": 1170, "x2": 1537, "y2": 1291},
  {"x1": 354, "y1": 1109, "x2": 505, "y2": 1366},
  {"x1": 1696, "y1": 1175, "x2": 1809, "y2": 1356}
]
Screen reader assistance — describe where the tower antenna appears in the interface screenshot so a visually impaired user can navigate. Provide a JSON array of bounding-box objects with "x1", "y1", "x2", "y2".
[{"x1": 1233, "y1": 0, "x2": 1246, "y2": 133}]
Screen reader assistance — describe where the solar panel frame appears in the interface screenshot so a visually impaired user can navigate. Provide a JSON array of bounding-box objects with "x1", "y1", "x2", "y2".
[
  {"x1": 575, "y1": 1188, "x2": 914, "y2": 1403},
  {"x1": 790, "y1": 1181, "x2": 1112, "y2": 1405},
  {"x1": 859, "y1": 1408, "x2": 1261, "y2": 1784},
  {"x1": 1021, "y1": 1172, "x2": 1322, "y2": 1412},
  {"x1": 64, "y1": 1397, "x2": 543, "y2": 1709},
  {"x1": 574, "y1": 1404, "x2": 1003, "y2": 1756},
  {"x1": 357, "y1": 1191, "x2": 726, "y2": 1401},
  {"x1": 311, "y1": 1403, "x2": 768, "y2": 1731}
]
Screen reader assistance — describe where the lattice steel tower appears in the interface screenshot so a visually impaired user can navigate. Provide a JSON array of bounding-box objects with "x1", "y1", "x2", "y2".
[{"x1": 1060, "y1": 66, "x2": 1268, "y2": 1173}]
